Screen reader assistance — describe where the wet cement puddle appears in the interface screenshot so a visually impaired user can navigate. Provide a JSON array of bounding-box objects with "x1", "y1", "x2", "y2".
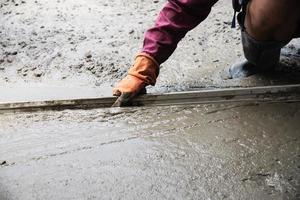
[{"x1": 0, "y1": 83, "x2": 112, "y2": 103}]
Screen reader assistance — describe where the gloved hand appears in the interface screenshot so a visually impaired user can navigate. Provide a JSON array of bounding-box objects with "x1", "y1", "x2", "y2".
[{"x1": 112, "y1": 53, "x2": 159, "y2": 107}]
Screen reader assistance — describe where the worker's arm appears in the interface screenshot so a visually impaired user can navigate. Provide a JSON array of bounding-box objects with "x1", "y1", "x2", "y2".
[
  {"x1": 142, "y1": 0, "x2": 218, "y2": 64},
  {"x1": 113, "y1": 0, "x2": 218, "y2": 106}
]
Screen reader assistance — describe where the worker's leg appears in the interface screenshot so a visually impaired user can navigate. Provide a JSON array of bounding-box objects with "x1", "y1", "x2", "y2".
[{"x1": 229, "y1": 0, "x2": 300, "y2": 79}]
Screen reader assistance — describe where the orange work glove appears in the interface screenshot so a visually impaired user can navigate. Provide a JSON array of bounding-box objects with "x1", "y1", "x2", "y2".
[{"x1": 112, "y1": 53, "x2": 159, "y2": 107}]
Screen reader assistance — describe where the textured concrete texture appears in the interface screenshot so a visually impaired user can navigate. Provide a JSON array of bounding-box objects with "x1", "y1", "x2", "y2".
[{"x1": 1, "y1": 102, "x2": 300, "y2": 200}]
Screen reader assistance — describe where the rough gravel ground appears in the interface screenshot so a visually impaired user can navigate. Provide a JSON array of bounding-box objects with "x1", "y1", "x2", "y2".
[{"x1": 0, "y1": 0, "x2": 299, "y2": 98}]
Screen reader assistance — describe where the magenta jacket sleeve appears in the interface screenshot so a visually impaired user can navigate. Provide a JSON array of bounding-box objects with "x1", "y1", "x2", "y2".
[{"x1": 142, "y1": 0, "x2": 219, "y2": 64}]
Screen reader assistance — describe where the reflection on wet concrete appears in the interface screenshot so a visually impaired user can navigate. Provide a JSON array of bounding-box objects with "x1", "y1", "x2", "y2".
[
  {"x1": 0, "y1": 83, "x2": 112, "y2": 103},
  {"x1": 0, "y1": 102, "x2": 299, "y2": 199}
]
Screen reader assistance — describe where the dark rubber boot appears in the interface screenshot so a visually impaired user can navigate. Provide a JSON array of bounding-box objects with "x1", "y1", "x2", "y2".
[{"x1": 229, "y1": 31, "x2": 289, "y2": 79}]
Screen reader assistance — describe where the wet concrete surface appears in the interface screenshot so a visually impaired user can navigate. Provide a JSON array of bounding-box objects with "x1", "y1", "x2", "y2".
[
  {"x1": 0, "y1": 83, "x2": 111, "y2": 103},
  {"x1": 1, "y1": 102, "x2": 300, "y2": 199},
  {"x1": 1, "y1": 0, "x2": 300, "y2": 199}
]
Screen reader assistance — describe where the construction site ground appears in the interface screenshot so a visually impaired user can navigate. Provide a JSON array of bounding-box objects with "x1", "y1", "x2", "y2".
[{"x1": 0, "y1": 0, "x2": 300, "y2": 199}]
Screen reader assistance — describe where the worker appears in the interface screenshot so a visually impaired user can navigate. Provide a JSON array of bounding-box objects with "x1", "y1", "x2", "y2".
[{"x1": 113, "y1": 0, "x2": 300, "y2": 106}]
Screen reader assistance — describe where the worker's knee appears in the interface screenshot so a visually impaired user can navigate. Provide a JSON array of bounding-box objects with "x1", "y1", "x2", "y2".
[
  {"x1": 246, "y1": 14, "x2": 282, "y2": 39},
  {"x1": 245, "y1": 0, "x2": 300, "y2": 41}
]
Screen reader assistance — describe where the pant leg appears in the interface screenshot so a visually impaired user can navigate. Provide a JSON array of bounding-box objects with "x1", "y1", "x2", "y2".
[{"x1": 293, "y1": 22, "x2": 300, "y2": 38}]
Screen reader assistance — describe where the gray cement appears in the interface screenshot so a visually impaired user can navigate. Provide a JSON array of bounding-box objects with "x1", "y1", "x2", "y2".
[
  {"x1": 1, "y1": 0, "x2": 300, "y2": 199},
  {"x1": 1, "y1": 102, "x2": 300, "y2": 199}
]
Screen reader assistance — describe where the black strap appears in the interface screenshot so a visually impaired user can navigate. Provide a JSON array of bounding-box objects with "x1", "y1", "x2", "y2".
[
  {"x1": 240, "y1": 1, "x2": 248, "y2": 30},
  {"x1": 231, "y1": 0, "x2": 249, "y2": 30},
  {"x1": 231, "y1": 11, "x2": 237, "y2": 28}
]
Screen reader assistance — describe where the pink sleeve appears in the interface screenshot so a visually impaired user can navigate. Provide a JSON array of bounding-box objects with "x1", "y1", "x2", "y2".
[{"x1": 142, "y1": 0, "x2": 218, "y2": 64}]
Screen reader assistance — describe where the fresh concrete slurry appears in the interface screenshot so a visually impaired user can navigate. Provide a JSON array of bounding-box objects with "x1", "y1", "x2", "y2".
[{"x1": 1, "y1": 102, "x2": 300, "y2": 199}]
